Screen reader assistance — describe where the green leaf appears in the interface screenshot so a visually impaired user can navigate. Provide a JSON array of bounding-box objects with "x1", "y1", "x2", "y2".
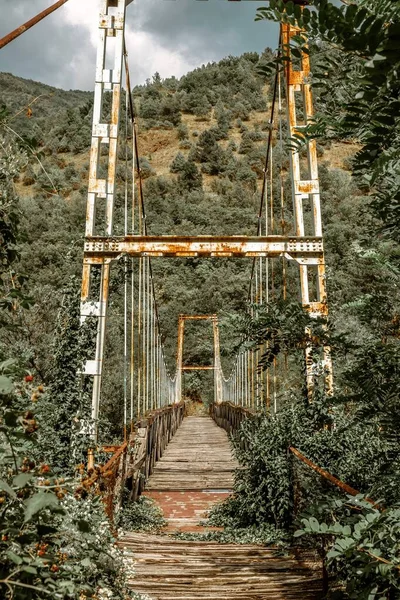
[
  {"x1": 4, "y1": 411, "x2": 18, "y2": 427},
  {"x1": 0, "y1": 375, "x2": 13, "y2": 395},
  {"x1": 77, "y1": 519, "x2": 91, "y2": 533},
  {"x1": 13, "y1": 473, "x2": 33, "y2": 488},
  {"x1": 6, "y1": 550, "x2": 23, "y2": 565},
  {"x1": 293, "y1": 529, "x2": 304, "y2": 538},
  {"x1": 36, "y1": 524, "x2": 58, "y2": 536},
  {"x1": 378, "y1": 563, "x2": 391, "y2": 575},
  {"x1": 309, "y1": 516, "x2": 320, "y2": 532},
  {"x1": 0, "y1": 359, "x2": 17, "y2": 373},
  {"x1": 366, "y1": 512, "x2": 379, "y2": 523},
  {"x1": 0, "y1": 479, "x2": 17, "y2": 498},
  {"x1": 342, "y1": 525, "x2": 351, "y2": 536},
  {"x1": 24, "y1": 493, "x2": 59, "y2": 522},
  {"x1": 22, "y1": 566, "x2": 37, "y2": 575}
]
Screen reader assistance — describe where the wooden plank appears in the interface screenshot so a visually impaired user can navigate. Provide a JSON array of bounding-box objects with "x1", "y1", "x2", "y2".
[
  {"x1": 119, "y1": 416, "x2": 323, "y2": 599},
  {"x1": 143, "y1": 416, "x2": 238, "y2": 492}
]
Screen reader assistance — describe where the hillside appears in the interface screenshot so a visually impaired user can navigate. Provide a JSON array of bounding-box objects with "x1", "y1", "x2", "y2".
[{"x1": 0, "y1": 52, "x2": 370, "y2": 431}]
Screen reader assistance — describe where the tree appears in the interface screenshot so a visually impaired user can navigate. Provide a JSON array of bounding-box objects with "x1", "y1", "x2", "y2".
[
  {"x1": 140, "y1": 98, "x2": 160, "y2": 120},
  {"x1": 177, "y1": 123, "x2": 189, "y2": 141},
  {"x1": 193, "y1": 96, "x2": 212, "y2": 120},
  {"x1": 0, "y1": 137, "x2": 31, "y2": 326},
  {"x1": 160, "y1": 95, "x2": 181, "y2": 126},
  {"x1": 177, "y1": 160, "x2": 202, "y2": 192},
  {"x1": 170, "y1": 152, "x2": 187, "y2": 174}
]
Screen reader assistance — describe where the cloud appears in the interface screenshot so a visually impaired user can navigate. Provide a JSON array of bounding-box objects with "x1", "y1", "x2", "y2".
[{"x1": 0, "y1": 0, "x2": 278, "y2": 90}]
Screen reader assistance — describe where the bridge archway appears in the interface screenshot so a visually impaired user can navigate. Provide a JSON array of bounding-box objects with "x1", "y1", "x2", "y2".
[{"x1": 175, "y1": 314, "x2": 223, "y2": 405}]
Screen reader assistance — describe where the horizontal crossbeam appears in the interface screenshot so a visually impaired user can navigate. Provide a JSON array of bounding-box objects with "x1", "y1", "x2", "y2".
[
  {"x1": 181, "y1": 366, "x2": 215, "y2": 371},
  {"x1": 179, "y1": 315, "x2": 216, "y2": 321},
  {"x1": 84, "y1": 235, "x2": 324, "y2": 261}
]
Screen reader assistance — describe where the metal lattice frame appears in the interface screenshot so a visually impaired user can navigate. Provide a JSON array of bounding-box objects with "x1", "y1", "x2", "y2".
[
  {"x1": 216, "y1": 21, "x2": 334, "y2": 407},
  {"x1": 81, "y1": 0, "x2": 127, "y2": 438},
  {"x1": 282, "y1": 22, "x2": 333, "y2": 395}
]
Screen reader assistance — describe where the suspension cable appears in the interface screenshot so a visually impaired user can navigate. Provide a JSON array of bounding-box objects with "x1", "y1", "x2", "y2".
[
  {"x1": 123, "y1": 83, "x2": 129, "y2": 441},
  {"x1": 0, "y1": 0, "x2": 70, "y2": 50},
  {"x1": 123, "y1": 46, "x2": 177, "y2": 417},
  {"x1": 124, "y1": 45, "x2": 147, "y2": 235},
  {"x1": 247, "y1": 35, "x2": 282, "y2": 300}
]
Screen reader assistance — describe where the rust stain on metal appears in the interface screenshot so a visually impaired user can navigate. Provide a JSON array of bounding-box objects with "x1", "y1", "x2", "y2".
[
  {"x1": 297, "y1": 181, "x2": 317, "y2": 194},
  {"x1": 111, "y1": 86, "x2": 121, "y2": 127},
  {"x1": 81, "y1": 265, "x2": 91, "y2": 302},
  {"x1": 83, "y1": 235, "x2": 324, "y2": 259},
  {"x1": 180, "y1": 315, "x2": 217, "y2": 321}
]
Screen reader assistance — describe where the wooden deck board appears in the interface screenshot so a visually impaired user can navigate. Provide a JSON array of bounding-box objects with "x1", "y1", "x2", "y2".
[{"x1": 119, "y1": 416, "x2": 323, "y2": 599}]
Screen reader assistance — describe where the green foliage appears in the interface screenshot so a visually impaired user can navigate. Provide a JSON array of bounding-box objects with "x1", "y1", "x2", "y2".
[
  {"x1": 216, "y1": 403, "x2": 314, "y2": 530},
  {"x1": 177, "y1": 159, "x2": 202, "y2": 192},
  {"x1": 176, "y1": 123, "x2": 188, "y2": 141},
  {"x1": 173, "y1": 523, "x2": 289, "y2": 546},
  {"x1": 116, "y1": 495, "x2": 166, "y2": 533},
  {"x1": 0, "y1": 360, "x2": 136, "y2": 599},
  {"x1": 0, "y1": 135, "x2": 135, "y2": 600},
  {"x1": 216, "y1": 394, "x2": 397, "y2": 535},
  {"x1": 0, "y1": 137, "x2": 32, "y2": 323},
  {"x1": 243, "y1": 299, "x2": 328, "y2": 370},
  {"x1": 169, "y1": 152, "x2": 186, "y2": 174},
  {"x1": 296, "y1": 496, "x2": 400, "y2": 599},
  {"x1": 33, "y1": 278, "x2": 97, "y2": 471}
]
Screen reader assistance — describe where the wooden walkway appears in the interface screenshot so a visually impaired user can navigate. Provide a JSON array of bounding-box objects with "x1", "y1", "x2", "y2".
[
  {"x1": 119, "y1": 415, "x2": 323, "y2": 599},
  {"x1": 144, "y1": 415, "x2": 237, "y2": 532}
]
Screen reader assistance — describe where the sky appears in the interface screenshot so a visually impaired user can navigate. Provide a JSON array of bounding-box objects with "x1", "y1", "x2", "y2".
[{"x1": 0, "y1": 0, "x2": 279, "y2": 91}]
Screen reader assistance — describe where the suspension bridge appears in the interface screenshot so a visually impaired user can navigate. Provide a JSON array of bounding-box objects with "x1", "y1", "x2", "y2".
[{"x1": 2, "y1": 0, "x2": 339, "y2": 597}]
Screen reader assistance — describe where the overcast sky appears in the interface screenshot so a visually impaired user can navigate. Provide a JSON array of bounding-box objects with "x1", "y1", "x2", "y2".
[{"x1": 0, "y1": 0, "x2": 278, "y2": 91}]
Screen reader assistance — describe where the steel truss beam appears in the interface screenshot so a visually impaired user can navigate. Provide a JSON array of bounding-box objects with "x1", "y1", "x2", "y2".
[
  {"x1": 182, "y1": 366, "x2": 215, "y2": 371},
  {"x1": 83, "y1": 235, "x2": 324, "y2": 262}
]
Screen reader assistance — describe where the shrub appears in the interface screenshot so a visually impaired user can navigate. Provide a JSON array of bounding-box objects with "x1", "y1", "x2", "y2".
[
  {"x1": 139, "y1": 158, "x2": 155, "y2": 179},
  {"x1": 177, "y1": 123, "x2": 189, "y2": 141},
  {"x1": 22, "y1": 164, "x2": 36, "y2": 186},
  {"x1": 179, "y1": 140, "x2": 192, "y2": 150},
  {"x1": 116, "y1": 495, "x2": 166, "y2": 532},
  {"x1": 0, "y1": 360, "x2": 136, "y2": 600},
  {"x1": 170, "y1": 152, "x2": 186, "y2": 174}
]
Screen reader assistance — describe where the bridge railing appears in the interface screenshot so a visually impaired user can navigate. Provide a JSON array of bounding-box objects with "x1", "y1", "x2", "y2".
[
  {"x1": 83, "y1": 401, "x2": 186, "y2": 521},
  {"x1": 211, "y1": 401, "x2": 378, "y2": 508},
  {"x1": 210, "y1": 401, "x2": 254, "y2": 436}
]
